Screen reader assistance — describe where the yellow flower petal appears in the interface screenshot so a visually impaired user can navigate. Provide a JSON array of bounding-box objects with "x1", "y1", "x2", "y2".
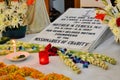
[
  {"x1": 112, "y1": 27, "x2": 120, "y2": 36},
  {"x1": 108, "y1": 18, "x2": 116, "y2": 28}
]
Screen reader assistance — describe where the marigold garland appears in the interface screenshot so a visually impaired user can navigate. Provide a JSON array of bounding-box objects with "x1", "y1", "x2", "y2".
[{"x1": 0, "y1": 62, "x2": 71, "y2": 80}]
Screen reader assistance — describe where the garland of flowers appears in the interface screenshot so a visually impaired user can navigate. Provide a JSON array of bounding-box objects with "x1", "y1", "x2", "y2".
[
  {"x1": 0, "y1": 43, "x2": 117, "y2": 74},
  {"x1": 57, "y1": 47, "x2": 116, "y2": 71},
  {"x1": 58, "y1": 51, "x2": 81, "y2": 74},
  {"x1": 0, "y1": 62, "x2": 71, "y2": 80},
  {"x1": 36, "y1": 44, "x2": 117, "y2": 73},
  {"x1": 95, "y1": 0, "x2": 120, "y2": 43},
  {"x1": 0, "y1": 40, "x2": 45, "y2": 55}
]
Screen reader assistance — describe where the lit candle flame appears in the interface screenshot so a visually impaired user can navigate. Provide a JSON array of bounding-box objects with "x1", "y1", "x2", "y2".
[{"x1": 12, "y1": 40, "x2": 16, "y2": 54}]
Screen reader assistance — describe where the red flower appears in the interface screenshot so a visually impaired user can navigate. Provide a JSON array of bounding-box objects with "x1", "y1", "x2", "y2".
[
  {"x1": 26, "y1": 0, "x2": 34, "y2": 6},
  {"x1": 45, "y1": 43, "x2": 52, "y2": 51},
  {"x1": 44, "y1": 44, "x2": 58, "y2": 56},
  {"x1": 116, "y1": 17, "x2": 120, "y2": 27},
  {"x1": 95, "y1": 13, "x2": 106, "y2": 21}
]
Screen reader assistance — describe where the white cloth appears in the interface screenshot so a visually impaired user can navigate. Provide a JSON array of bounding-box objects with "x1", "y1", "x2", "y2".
[
  {"x1": 2, "y1": 35, "x2": 120, "y2": 80},
  {"x1": 27, "y1": 0, "x2": 50, "y2": 34}
]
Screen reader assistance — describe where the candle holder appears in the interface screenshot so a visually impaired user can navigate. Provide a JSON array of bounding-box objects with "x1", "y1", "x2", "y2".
[{"x1": 39, "y1": 50, "x2": 49, "y2": 65}]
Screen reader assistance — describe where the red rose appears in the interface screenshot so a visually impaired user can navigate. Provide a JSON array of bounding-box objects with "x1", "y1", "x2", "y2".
[{"x1": 116, "y1": 17, "x2": 120, "y2": 27}]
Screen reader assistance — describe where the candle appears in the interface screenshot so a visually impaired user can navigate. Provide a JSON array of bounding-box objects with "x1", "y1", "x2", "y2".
[
  {"x1": 39, "y1": 50, "x2": 49, "y2": 65},
  {"x1": 12, "y1": 40, "x2": 16, "y2": 54},
  {"x1": 26, "y1": 0, "x2": 34, "y2": 6}
]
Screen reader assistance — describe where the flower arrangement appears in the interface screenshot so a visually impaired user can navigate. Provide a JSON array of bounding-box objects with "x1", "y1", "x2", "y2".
[
  {"x1": 95, "y1": 0, "x2": 120, "y2": 43},
  {"x1": 0, "y1": 0, "x2": 28, "y2": 32},
  {"x1": 0, "y1": 62, "x2": 71, "y2": 80}
]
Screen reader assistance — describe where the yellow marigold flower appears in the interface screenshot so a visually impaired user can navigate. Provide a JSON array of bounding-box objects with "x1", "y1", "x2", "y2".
[
  {"x1": 0, "y1": 62, "x2": 6, "y2": 68},
  {"x1": 43, "y1": 73, "x2": 71, "y2": 80}
]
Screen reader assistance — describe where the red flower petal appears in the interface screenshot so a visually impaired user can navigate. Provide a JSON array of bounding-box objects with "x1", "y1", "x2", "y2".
[
  {"x1": 95, "y1": 13, "x2": 106, "y2": 21},
  {"x1": 116, "y1": 17, "x2": 120, "y2": 27},
  {"x1": 26, "y1": 0, "x2": 34, "y2": 6},
  {"x1": 45, "y1": 43, "x2": 52, "y2": 51}
]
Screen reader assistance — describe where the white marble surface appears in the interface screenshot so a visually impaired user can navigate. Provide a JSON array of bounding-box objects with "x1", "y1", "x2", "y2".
[
  {"x1": 17, "y1": 33, "x2": 38, "y2": 42},
  {"x1": 0, "y1": 33, "x2": 120, "y2": 80}
]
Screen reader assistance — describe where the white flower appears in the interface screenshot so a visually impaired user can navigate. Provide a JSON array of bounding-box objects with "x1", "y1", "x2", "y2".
[
  {"x1": 4, "y1": 9, "x2": 13, "y2": 16},
  {"x1": 11, "y1": 16, "x2": 19, "y2": 28},
  {"x1": 108, "y1": 18, "x2": 116, "y2": 28},
  {"x1": 0, "y1": 1, "x2": 28, "y2": 32},
  {"x1": 105, "y1": 5, "x2": 112, "y2": 11},
  {"x1": 4, "y1": 20, "x2": 11, "y2": 26},
  {"x1": 96, "y1": 0, "x2": 120, "y2": 42},
  {"x1": 20, "y1": 3, "x2": 28, "y2": 10},
  {"x1": 0, "y1": 2, "x2": 6, "y2": 10},
  {"x1": 16, "y1": 3, "x2": 28, "y2": 15},
  {"x1": 11, "y1": 1, "x2": 19, "y2": 8},
  {"x1": 102, "y1": 15, "x2": 111, "y2": 23},
  {"x1": 0, "y1": 20, "x2": 5, "y2": 31},
  {"x1": 0, "y1": 14, "x2": 5, "y2": 21},
  {"x1": 112, "y1": 27, "x2": 120, "y2": 36}
]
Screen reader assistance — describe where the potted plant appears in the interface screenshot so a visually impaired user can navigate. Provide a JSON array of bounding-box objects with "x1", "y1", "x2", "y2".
[{"x1": 0, "y1": 0, "x2": 28, "y2": 39}]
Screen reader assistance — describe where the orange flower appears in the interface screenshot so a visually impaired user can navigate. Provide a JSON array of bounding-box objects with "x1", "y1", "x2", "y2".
[
  {"x1": 95, "y1": 13, "x2": 106, "y2": 21},
  {"x1": 26, "y1": 0, "x2": 34, "y2": 6}
]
